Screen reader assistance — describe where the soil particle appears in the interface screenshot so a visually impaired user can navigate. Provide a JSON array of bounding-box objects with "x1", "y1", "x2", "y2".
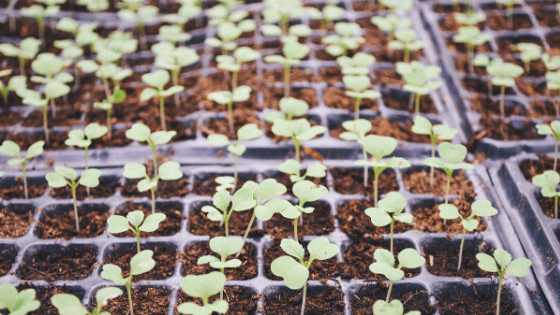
[
  {"x1": 412, "y1": 200, "x2": 488, "y2": 235},
  {"x1": 517, "y1": 79, "x2": 547, "y2": 97},
  {"x1": 103, "y1": 244, "x2": 177, "y2": 281},
  {"x1": 519, "y1": 154, "x2": 556, "y2": 181},
  {"x1": 265, "y1": 200, "x2": 335, "y2": 239},
  {"x1": 100, "y1": 286, "x2": 170, "y2": 315},
  {"x1": 264, "y1": 284, "x2": 345, "y2": 315},
  {"x1": 318, "y1": 67, "x2": 343, "y2": 85},
  {"x1": 188, "y1": 200, "x2": 263, "y2": 238},
  {"x1": 0, "y1": 248, "x2": 15, "y2": 276},
  {"x1": 116, "y1": 202, "x2": 183, "y2": 237},
  {"x1": 330, "y1": 167, "x2": 398, "y2": 195},
  {"x1": 403, "y1": 169, "x2": 476, "y2": 199},
  {"x1": 18, "y1": 245, "x2": 97, "y2": 281},
  {"x1": 176, "y1": 286, "x2": 259, "y2": 315},
  {"x1": 38, "y1": 207, "x2": 108, "y2": 239},
  {"x1": 0, "y1": 207, "x2": 32, "y2": 238},
  {"x1": 350, "y1": 285, "x2": 435, "y2": 315},
  {"x1": 0, "y1": 178, "x2": 47, "y2": 199}
]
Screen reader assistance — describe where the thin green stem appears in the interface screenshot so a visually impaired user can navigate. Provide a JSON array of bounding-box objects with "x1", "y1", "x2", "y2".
[
  {"x1": 300, "y1": 282, "x2": 308, "y2": 315},
  {"x1": 159, "y1": 95, "x2": 167, "y2": 131},
  {"x1": 555, "y1": 138, "x2": 559, "y2": 172},
  {"x1": 102, "y1": 78, "x2": 111, "y2": 100},
  {"x1": 227, "y1": 101, "x2": 234, "y2": 137},
  {"x1": 22, "y1": 161, "x2": 28, "y2": 200},
  {"x1": 468, "y1": 44, "x2": 474, "y2": 73},
  {"x1": 72, "y1": 185, "x2": 80, "y2": 231},
  {"x1": 404, "y1": 47, "x2": 410, "y2": 63},
  {"x1": 555, "y1": 195, "x2": 558, "y2": 219},
  {"x1": 499, "y1": 85, "x2": 506, "y2": 119},
  {"x1": 225, "y1": 215, "x2": 230, "y2": 237},
  {"x1": 172, "y1": 69, "x2": 180, "y2": 108},
  {"x1": 37, "y1": 17, "x2": 45, "y2": 47},
  {"x1": 151, "y1": 187, "x2": 156, "y2": 214},
  {"x1": 232, "y1": 71, "x2": 238, "y2": 91},
  {"x1": 138, "y1": 21, "x2": 147, "y2": 51},
  {"x1": 42, "y1": 104, "x2": 49, "y2": 144},
  {"x1": 556, "y1": 88, "x2": 560, "y2": 117},
  {"x1": 50, "y1": 98, "x2": 56, "y2": 119},
  {"x1": 233, "y1": 154, "x2": 238, "y2": 193},
  {"x1": 386, "y1": 280, "x2": 394, "y2": 303},
  {"x1": 18, "y1": 57, "x2": 25, "y2": 76},
  {"x1": 136, "y1": 232, "x2": 141, "y2": 253},
  {"x1": 414, "y1": 93, "x2": 421, "y2": 114},
  {"x1": 390, "y1": 220, "x2": 394, "y2": 255},
  {"x1": 458, "y1": 228, "x2": 466, "y2": 271},
  {"x1": 107, "y1": 108, "x2": 112, "y2": 140},
  {"x1": 237, "y1": 211, "x2": 256, "y2": 257},
  {"x1": 507, "y1": 6, "x2": 513, "y2": 30},
  {"x1": 430, "y1": 140, "x2": 436, "y2": 187},
  {"x1": 126, "y1": 282, "x2": 134, "y2": 315},
  {"x1": 354, "y1": 97, "x2": 361, "y2": 120},
  {"x1": 294, "y1": 138, "x2": 301, "y2": 162},
  {"x1": 445, "y1": 171, "x2": 451, "y2": 204},
  {"x1": 374, "y1": 170, "x2": 380, "y2": 207},
  {"x1": 151, "y1": 144, "x2": 158, "y2": 178},
  {"x1": 1, "y1": 89, "x2": 8, "y2": 105},
  {"x1": 284, "y1": 64, "x2": 291, "y2": 98},
  {"x1": 496, "y1": 274, "x2": 504, "y2": 315},
  {"x1": 85, "y1": 147, "x2": 90, "y2": 196},
  {"x1": 294, "y1": 217, "x2": 299, "y2": 240},
  {"x1": 362, "y1": 146, "x2": 368, "y2": 187}
]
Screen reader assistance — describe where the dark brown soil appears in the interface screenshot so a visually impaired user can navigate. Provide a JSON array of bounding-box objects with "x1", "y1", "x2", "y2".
[
  {"x1": 0, "y1": 207, "x2": 32, "y2": 238},
  {"x1": 518, "y1": 80, "x2": 548, "y2": 98},
  {"x1": 330, "y1": 167, "x2": 399, "y2": 195},
  {"x1": 179, "y1": 242, "x2": 257, "y2": 280},
  {"x1": 122, "y1": 177, "x2": 190, "y2": 198},
  {"x1": 264, "y1": 201, "x2": 335, "y2": 239},
  {"x1": 533, "y1": 6, "x2": 560, "y2": 28},
  {"x1": 453, "y1": 54, "x2": 489, "y2": 75},
  {"x1": 383, "y1": 93, "x2": 437, "y2": 114},
  {"x1": 273, "y1": 171, "x2": 327, "y2": 195},
  {"x1": 469, "y1": 96, "x2": 523, "y2": 117},
  {"x1": 176, "y1": 286, "x2": 259, "y2": 315},
  {"x1": 18, "y1": 284, "x2": 84, "y2": 315},
  {"x1": 423, "y1": 240, "x2": 494, "y2": 278},
  {"x1": 21, "y1": 106, "x2": 82, "y2": 127},
  {"x1": 0, "y1": 178, "x2": 47, "y2": 199},
  {"x1": 18, "y1": 245, "x2": 97, "y2": 281},
  {"x1": 350, "y1": 285, "x2": 435, "y2": 315},
  {"x1": 323, "y1": 86, "x2": 378, "y2": 111},
  {"x1": 263, "y1": 87, "x2": 318, "y2": 110},
  {"x1": 116, "y1": 202, "x2": 183, "y2": 237},
  {"x1": 497, "y1": 38, "x2": 543, "y2": 57},
  {"x1": 403, "y1": 169, "x2": 476, "y2": 199},
  {"x1": 413, "y1": 200, "x2": 488, "y2": 235},
  {"x1": 329, "y1": 116, "x2": 430, "y2": 143},
  {"x1": 352, "y1": 1, "x2": 381, "y2": 11},
  {"x1": 201, "y1": 108, "x2": 261, "y2": 140},
  {"x1": 487, "y1": 14, "x2": 533, "y2": 30},
  {"x1": 319, "y1": 67, "x2": 343, "y2": 85},
  {"x1": 0, "y1": 131, "x2": 67, "y2": 151},
  {"x1": 101, "y1": 286, "x2": 170, "y2": 315},
  {"x1": 103, "y1": 244, "x2": 176, "y2": 281},
  {"x1": 519, "y1": 154, "x2": 556, "y2": 181},
  {"x1": 0, "y1": 248, "x2": 15, "y2": 276},
  {"x1": 435, "y1": 284, "x2": 519, "y2": 315},
  {"x1": 188, "y1": 201, "x2": 263, "y2": 238},
  {"x1": 475, "y1": 116, "x2": 539, "y2": 141},
  {"x1": 374, "y1": 68, "x2": 403, "y2": 86},
  {"x1": 262, "y1": 68, "x2": 317, "y2": 85},
  {"x1": 264, "y1": 284, "x2": 345, "y2": 315},
  {"x1": 530, "y1": 99, "x2": 557, "y2": 117},
  {"x1": 38, "y1": 207, "x2": 108, "y2": 239},
  {"x1": 50, "y1": 177, "x2": 119, "y2": 200},
  {"x1": 191, "y1": 173, "x2": 257, "y2": 196},
  {"x1": 537, "y1": 196, "x2": 559, "y2": 219}
]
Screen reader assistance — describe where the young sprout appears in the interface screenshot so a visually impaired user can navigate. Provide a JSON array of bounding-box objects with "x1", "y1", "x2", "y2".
[
  {"x1": 207, "y1": 21, "x2": 257, "y2": 55},
  {"x1": 178, "y1": 272, "x2": 229, "y2": 315},
  {"x1": 125, "y1": 123, "x2": 176, "y2": 178},
  {"x1": 108, "y1": 211, "x2": 166, "y2": 253},
  {"x1": 337, "y1": 52, "x2": 376, "y2": 76},
  {"x1": 354, "y1": 135, "x2": 411, "y2": 207},
  {"x1": 264, "y1": 41, "x2": 310, "y2": 98},
  {"x1": 77, "y1": 49, "x2": 131, "y2": 102},
  {"x1": 411, "y1": 116, "x2": 458, "y2": 187},
  {"x1": 270, "y1": 117, "x2": 326, "y2": 162},
  {"x1": 207, "y1": 86, "x2": 252, "y2": 137},
  {"x1": 123, "y1": 161, "x2": 182, "y2": 214},
  {"x1": 365, "y1": 192, "x2": 412, "y2": 254},
  {"x1": 388, "y1": 29, "x2": 424, "y2": 63},
  {"x1": 536, "y1": 121, "x2": 560, "y2": 171},
  {"x1": 140, "y1": 69, "x2": 184, "y2": 131},
  {"x1": 265, "y1": 96, "x2": 309, "y2": 122},
  {"x1": 116, "y1": 0, "x2": 159, "y2": 51},
  {"x1": 396, "y1": 61, "x2": 442, "y2": 114},
  {"x1": 77, "y1": 0, "x2": 109, "y2": 22},
  {"x1": 342, "y1": 74, "x2": 381, "y2": 119},
  {"x1": 261, "y1": 0, "x2": 307, "y2": 43},
  {"x1": 52, "y1": 287, "x2": 122, "y2": 315},
  {"x1": 306, "y1": 1, "x2": 344, "y2": 31},
  {"x1": 322, "y1": 22, "x2": 365, "y2": 57},
  {"x1": 439, "y1": 200, "x2": 498, "y2": 271},
  {"x1": 0, "y1": 140, "x2": 44, "y2": 199},
  {"x1": 46, "y1": 167, "x2": 101, "y2": 231},
  {"x1": 278, "y1": 159, "x2": 326, "y2": 183},
  {"x1": 0, "y1": 283, "x2": 40, "y2": 315},
  {"x1": 207, "y1": 0, "x2": 254, "y2": 28},
  {"x1": 271, "y1": 237, "x2": 339, "y2": 315},
  {"x1": 65, "y1": 123, "x2": 108, "y2": 171},
  {"x1": 0, "y1": 37, "x2": 41, "y2": 75},
  {"x1": 20, "y1": 0, "x2": 64, "y2": 46},
  {"x1": 208, "y1": 123, "x2": 263, "y2": 191},
  {"x1": 422, "y1": 143, "x2": 474, "y2": 205},
  {"x1": 496, "y1": 0, "x2": 522, "y2": 29},
  {"x1": 157, "y1": 25, "x2": 192, "y2": 46},
  {"x1": 29, "y1": 53, "x2": 73, "y2": 117},
  {"x1": 487, "y1": 59, "x2": 524, "y2": 118},
  {"x1": 543, "y1": 53, "x2": 560, "y2": 73},
  {"x1": 340, "y1": 119, "x2": 372, "y2": 185},
  {"x1": 371, "y1": 14, "x2": 412, "y2": 43},
  {"x1": 101, "y1": 250, "x2": 156, "y2": 315},
  {"x1": 17, "y1": 84, "x2": 65, "y2": 144},
  {"x1": 476, "y1": 249, "x2": 532, "y2": 315},
  {"x1": 379, "y1": 0, "x2": 414, "y2": 13},
  {"x1": 0, "y1": 70, "x2": 26, "y2": 105},
  {"x1": 473, "y1": 54, "x2": 494, "y2": 93},
  {"x1": 93, "y1": 87, "x2": 127, "y2": 141},
  {"x1": 369, "y1": 248, "x2": 425, "y2": 303},
  {"x1": 201, "y1": 187, "x2": 256, "y2": 237},
  {"x1": 452, "y1": 26, "x2": 491, "y2": 73},
  {"x1": 454, "y1": 11, "x2": 487, "y2": 27},
  {"x1": 532, "y1": 170, "x2": 560, "y2": 219},
  {"x1": 546, "y1": 71, "x2": 560, "y2": 117},
  {"x1": 373, "y1": 300, "x2": 420, "y2": 315},
  {"x1": 516, "y1": 43, "x2": 542, "y2": 73}
]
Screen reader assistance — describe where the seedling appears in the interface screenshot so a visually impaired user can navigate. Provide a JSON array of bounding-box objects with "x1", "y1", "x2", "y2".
[
  {"x1": 306, "y1": 1, "x2": 344, "y2": 31},
  {"x1": 157, "y1": 25, "x2": 192, "y2": 45},
  {"x1": 101, "y1": 250, "x2": 156, "y2": 315},
  {"x1": 337, "y1": 52, "x2": 376, "y2": 76},
  {"x1": 0, "y1": 140, "x2": 44, "y2": 199},
  {"x1": 108, "y1": 211, "x2": 166, "y2": 253},
  {"x1": 516, "y1": 43, "x2": 542, "y2": 73},
  {"x1": 208, "y1": 123, "x2": 263, "y2": 191},
  {"x1": 265, "y1": 96, "x2": 309, "y2": 123},
  {"x1": 271, "y1": 237, "x2": 339, "y2": 315},
  {"x1": 116, "y1": 0, "x2": 159, "y2": 50},
  {"x1": 270, "y1": 117, "x2": 326, "y2": 162},
  {"x1": 65, "y1": 123, "x2": 108, "y2": 171},
  {"x1": 322, "y1": 22, "x2": 365, "y2": 57},
  {"x1": 536, "y1": 121, "x2": 560, "y2": 171},
  {"x1": 369, "y1": 248, "x2": 425, "y2": 303},
  {"x1": 201, "y1": 187, "x2": 256, "y2": 237},
  {"x1": 140, "y1": 69, "x2": 184, "y2": 131},
  {"x1": 543, "y1": 53, "x2": 560, "y2": 72},
  {"x1": 261, "y1": 0, "x2": 307, "y2": 43},
  {"x1": 125, "y1": 123, "x2": 176, "y2": 178},
  {"x1": 206, "y1": 21, "x2": 256, "y2": 55},
  {"x1": 373, "y1": 300, "x2": 420, "y2": 315},
  {"x1": 439, "y1": 200, "x2": 498, "y2": 271},
  {"x1": 46, "y1": 167, "x2": 101, "y2": 231},
  {"x1": 0, "y1": 70, "x2": 26, "y2": 105},
  {"x1": 532, "y1": 170, "x2": 560, "y2": 219},
  {"x1": 454, "y1": 11, "x2": 486, "y2": 27},
  {"x1": 354, "y1": 135, "x2": 411, "y2": 207},
  {"x1": 264, "y1": 41, "x2": 310, "y2": 97},
  {"x1": 365, "y1": 192, "x2": 412, "y2": 254},
  {"x1": 178, "y1": 272, "x2": 229, "y2": 315},
  {"x1": 380, "y1": 0, "x2": 413, "y2": 13},
  {"x1": 497, "y1": 0, "x2": 522, "y2": 29},
  {"x1": 0, "y1": 37, "x2": 41, "y2": 75},
  {"x1": 423, "y1": 143, "x2": 475, "y2": 205},
  {"x1": 411, "y1": 116, "x2": 458, "y2": 186},
  {"x1": 29, "y1": 52, "x2": 73, "y2": 117},
  {"x1": 487, "y1": 59, "x2": 524, "y2": 118},
  {"x1": 20, "y1": 0, "x2": 64, "y2": 46},
  {"x1": 207, "y1": 86, "x2": 252, "y2": 136},
  {"x1": 388, "y1": 29, "x2": 424, "y2": 63},
  {"x1": 77, "y1": 0, "x2": 109, "y2": 22},
  {"x1": 396, "y1": 61, "x2": 442, "y2": 114},
  {"x1": 546, "y1": 71, "x2": 560, "y2": 117},
  {"x1": 278, "y1": 159, "x2": 326, "y2": 183},
  {"x1": 452, "y1": 26, "x2": 491, "y2": 73},
  {"x1": 0, "y1": 283, "x2": 40, "y2": 315},
  {"x1": 52, "y1": 287, "x2": 122, "y2": 315},
  {"x1": 371, "y1": 14, "x2": 412, "y2": 43},
  {"x1": 476, "y1": 249, "x2": 531, "y2": 315},
  {"x1": 123, "y1": 161, "x2": 183, "y2": 214},
  {"x1": 93, "y1": 87, "x2": 126, "y2": 141},
  {"x1": 340, "y1": 119, "x2": 372, "y2": 185},
  {"x1": 343, "y1": 74, "x2": 381, "y2": 119},
  {"x1": 207, "y1": 0, "x2": 253, "y2": 28}
]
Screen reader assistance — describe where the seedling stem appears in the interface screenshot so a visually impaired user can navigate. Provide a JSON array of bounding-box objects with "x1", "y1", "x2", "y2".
[
  {"x1": 42, "y1": 104, "x2": 49, "y2": 143},
  {"x1": 458, "y1": 228, "x2": 467, "y2": 270},
  {"x1": 386, "y1": 280, "x2": 394, "y2": 303},
  {"x1": 159, "y1": 95, "x2": 167, "y2": 131},
  {"x1": 300, "y1": 282, "x2": 308, "y2": 315},
  {"x1": 284, "y1": 63, "x2": 290, "y2": 98},
  {"x1": 499, "y1": 85, "x2": 506, "y2": 118},
  {"x1": 354, "y1": 97, "x2": 362, "y2": 120}
]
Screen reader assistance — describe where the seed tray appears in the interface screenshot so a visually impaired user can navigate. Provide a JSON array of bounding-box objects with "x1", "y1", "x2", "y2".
[
  {"x1": 0, "y1": 159, "x2": 542, "y2": 314},
  {"x1": 420, "y1": 0, "x2": 559, "y2": 159}
]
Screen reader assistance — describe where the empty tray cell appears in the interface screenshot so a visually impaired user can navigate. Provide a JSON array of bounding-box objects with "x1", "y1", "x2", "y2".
[
  {"x1": 0, "y1": 175, "x2": 47, "y2": 199},
  {"x1": 0, "y1": 202, "x2": 35, "y2": 238},
  {"x1": 0, "y1": 244, "x2": 18, "y2": 276},
  {"x1": 264, "y1": 284, "x2": 345, "y2": 315},
  {"x1": 35, "y1": 203, "x2": 109, "y2": 239}
]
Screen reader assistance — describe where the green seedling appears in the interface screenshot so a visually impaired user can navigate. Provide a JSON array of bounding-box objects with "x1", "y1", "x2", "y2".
[
  {"x1": 452, "y1": 26, "x2": 491, "y2": 73},
  {"x1": 0, "y1": 69, "x2": 26, "y2": 106},
  {"x1": 516, "y1": 43, "x2": 542, "y2": 73},
  {"x1": 264, "y1": 41, "x2": 310, "y2": 98},
  {"x1": 65, "y1": 123, "x2": 108, "y2": 171},
  {"x1": 411, "y1": 116, "x2": 458, "y2": 187},
  {"x1": 536, "y1": 121, "x2": 560, "y2": 171},
  {"x1": 125, "y1": 123, "x2": 176, "y2": 178},
  {"x1": 380, "y1": 0, "x2": 413, "y2": 13},
  {"x1": 371, "y1": 14, "x2": 412, "y2": 43},
  {"x1": 108, "y1": 211, "x2": 166, "y2": 253},
  {"x1": 454, "y1": 11, "x2": 486, "y2": 27},
  {"x1": 157, "y1": 25, "x2": 192, "y2": 45},
  {"x1": 116, "y1": 0, "x2": 159, "y2": 50},
  {"x1": 476, "y1": 249, "x2": 531, "y2": 315},
  {"x1": 202, "y1": 187, "x2": 256, "y2": 237},
  {"x1": 178, "y1": 272, "x2": 229, "y2": 315},
  {"x1": 306, "y1": 1, "x2": 344, "y2": 31},
  {"x1": 354, "y1": 135, "x2": 411, "y2": 207},
  {"x1": 265, "y1": 96, "x2": 309, "y2": 122},
  {"x1": 29, "y1": 52, "x2": 73, "y2": 117},
  {"x1": 0, "y1": 140, "x2": 44, "y2": 199},
  {"x1": 343, "y1": 74, "x2": 381, "y2": 119},
  {"x1": 46, "y1": 167, "x2": 101, "y2": 231},
  {"x1": 388, "y1": 29, "x2": 424, "y2": 63},
  {"x1": 396, "y1": 61, "x2": 442, "y2": 114},
  {"x1": 207, "y1": 21, "x2": 256, "y2": 54},
  {"x1": 532, "y1": 170, "x2": 560, "y2": 219},
  {"x1": 369, "y1": 248, "x2": 425, "y2": 303},
  {"x1": 543, "y1": 53, "x2": 560, "y2": 72},
  {"x1": 207, "y1": 86, "x2": 252, "y2": 137},
  {"x1": 423, "y1": 143, "x2": 474, "y2": 206},
  {"x1": 439, "y1": 200, "x2": 498, "y2": 271},
  {"x1": 271, "y1": 237, "x2": 339, "y2": 315},
  {"x1": 140, "y1": 69, "x2": 184, "y2": 131},
  {"x1": 208, "y1": 123, "x2": 263, "y2": 191},
  {"x1": 270, "y1": 117, "x2": 326, "y2": 162},
  {"x1": 261, "y1": 0, "x2": 307, "y2": 43},
  {"x1": 207, "y1": 0, "x2": 253, "y2": 27},
  {"x1": 487, "y1": 59, "x2": 524, "y2": 118},
  {"x1": 100, "y1": 250, "x2": 156, "y2": 315},
  {"x1": 373, "y1": 300, "x2": 420, "y2": 315},
  {"x1": 92, "y1": 31, "x2": 138, "y2": 57},
  {"x1": 340, "y1": 119, "x2": 372, "y2": 186},
  {"x1": 496, "y1": 0, "x2": 522, "y2": 29},
  {"x1": 123, "y1": 161, "x2": 182, "y2": 214},
  {"x1": 473, "y1": 54, "x2": 495, "y2": 93},
  {"x1": 365, "y1": 192, "x2": 412, "y2": 254},
  {"x1": 546, "y1": 71, "x2": 560, "y2": 117},
  {"x1": 5, "y1": 0, "x2": 17, "y2": 32},
  {"x1": 77, "y1": 0, "x2": 109, "y2": 22},
  {"x1": 0, "y1": 37, "x2": 41, "y2": 75},
  {"x1": 0, "y1": 283, "x2": 40, "y2": 315},
  {"x1": 52, "y1": 287, "x2": 122, "y2": 315},
  {"x1": 93, "y1": 87, "x2": 126, "y2": 141},
  {"x1": 322, "y1": 22, "x2": 365, "y2": 57},
  {"x1": 77, "y1": 49, "x2": 131, "y2": 101},
  {"x1": 20, "y1": 0, "x2": 64, "y2": 46},
  {"x1": 337, "y1": 52, "x2": 376, "y2": 76},
  {"x1": 278, "y1": 159, "x2": 326, "y2": 183}
]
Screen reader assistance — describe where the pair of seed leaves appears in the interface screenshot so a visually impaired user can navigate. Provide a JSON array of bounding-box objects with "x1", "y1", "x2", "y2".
[
  {"x1": 123, "y1": 161, "x2": 182, "y2": 192},
  {"x1": 178, "y1": 272, "x2": 228, "y2": 315},
  {"x1": 388, "y1": 29, "x2": 424, "y2": 51},
  {"x1": 353, "y1": 135, "x2": 410, "y2": 170},
  {"x1": 207, "y1": 123, "x2": 263, "y2": 156},
  {"x1": 532, "y1": 171, "x2": 560, "y2": 198},
  {"x1": 264, "y1": 41, "x2": 310, "y2": 65},
  {"x1": 261, "y1": 22, "x2": 311, "y2": 43},
  {"x1": 0, "y1": 140, "x2": 44, "y2": 167},
  {"x1": 337, "y1": 52, "x2": 375, "y2": 76},
  {"x1": 343, "y1": 74, "x2": 381, "y2": 99},
  {"x1": 207, "y1": 85, "x2": 251, "y2": 105},
  {"x1": 452, "y1": 26, "x2": 490, "y2": 48},
  {"x1": 476, "y1": 249, "x2": 532, "y2": 278},
  {"x1": 536, "y1": 121, "x2": 560, "y2": 140},
  {"x1": 373, "y1": 300, "x2": 420, "y2": 315},
  {"x1": 473, "y1": 58, "x2": 524, "y2": 87},
  {"x1": 396, "y1": 61, "x2": 442, "y2": 95},
  {"x1": 46, "y1": 166, "x2": 101, "y2": 189},
  {"x1": 369, "y1": 248, "x2": 425, "y2": 282},
  {"x1": 0, "y1": 69, "x2": 26, "y2": 97},
  {"x1": 152, "y1": 42, "x2": 199, "y2": 71},
  {"x1": 101, "y1": 250, "x2": 156, "y2": 285},
  {"x1": 422, "y1": 142, "x2": 474, "y2": 172},
  {"x1": 52, "y1": 287, "x2": 122, "y2": 315},
  {"x1": 65, "y1": 123, "x2": 108, "y2": 148},
  {"x1": 206, "y1": 21, "x2": 255, "y2": 51},
  {"x1": 438, "y1": 200, "x2": 498, "y2": 231},
  {"x1": 126, "y1": 123, "x2": 176, "y2": 146},
  {"x1": 107, "y1": 210, "x2": 166, "y2": 235},
  {"x1": 0, "y1": 37, "x2": 41, "y2": 62},
  {"x1": 411, "y1": 116, "x2": 458, "y2": 143},
  {"x1": 0, "y1": 283, "x2": 40, "y2": 315},
  {"x1": 216, "y1": 47, "x2": 261, "y2": 73},
  {"x1": 140, "y1": 69, "x2": 184, "y2": 100},
  {"x1": 322, "y1": 22, "x2": 365, "y2": 56},
  {"x1": 365, "y1": 192, "x2": 412, "y2": 227},
  {"x1": 265, "y1": 97, "x2": 309, "y2": 122},
  {"x1": 278, "y1": 159, "x2": 326, "y2": 182},
  {"x1": 197, "y1": 236, "x2": 244, "y2": 270},
  {"x1": 371, "y1": 14, "x2": 411, "y2": 35}
]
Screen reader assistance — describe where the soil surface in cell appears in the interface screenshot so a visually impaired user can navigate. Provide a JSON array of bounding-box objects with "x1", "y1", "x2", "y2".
[
  {"x1": 99, "y1": 287, "x2": 169, "y2": 315},
  {"x1": 330, "y1": 167, "x2": 398, "y2": 195},
  {"x1": 0, "y1": 248, "x2": 15, "y2": 276},
  {"x1": 473, "y1": 116, "x2": 539, "y2": 141},
  {"x1": 264, "y1": 285, "x2": 345, "y2": 315},
  {"x1": 403, "y1": 169, "x2": 476, "y2": 199},
  {"x1": 104, "y1": 244, "x2": 176, "y2": 281},
  {"x1": 413, "y1": 200, "x2": 488, "y2": 235},
  {"x1": 180, "y1": 242, "x2": 257, "y2": 280},
  {"x1": 423, "y1": 241, "x2": 494, "y2": 278},
  {"x1": 18, "y1": 246, "x2": 97, "y2": 281},
  {"x1": 0, "y1": 207, "x2": 32, "y2": 238},
  {"x1": 188, "y1": 201, "x2": 264, "y2": 238},
  {"x1": 50, "y1": 177, "x2": 119, "y2": 200},
  {"x1": 265, "y1": 200, "x2": 335, "y2": 239},
  {"x1": 436, "y1": 285, "x2": 519, "y2": 315},
  {"x1": 329, "y1": 116, "x2": 430, "y2": 143},
  {"x1": 0, "y1": 178, "x2": 47, "y2": 199},
  {"x1": 191, "y1": 173, "x2": 256, "y2": 196},
  {"x1": 176, "y1": 286, "x2": 260, "y2": 315},
  {"x1": 18, "y1": 284, "x2": 84, "y2": 315},
  {"x1": 519, "y1": 154, "x2": 556, "y2": 181},
  {"x1": 487, "y1": 14, "x2": 533, "y2": 30},
  {"x1": 350, "y1": 285, "x2": 435, "y2": 315},
  {"x1": 38, "y1": 207, "x2": 108, "y2": 239},
  {"x1": 537, "y1": 196, "x2": 559, "y2": 219},
  {"x1": 116, "y1": 202, "x2": 183, "y2": 237},
  {"x1": 201, "y1": 109, "x2": 261, "y2": 140},
  {"x1": 323, "y1": 86, "x2": 378, "y2": 111}
]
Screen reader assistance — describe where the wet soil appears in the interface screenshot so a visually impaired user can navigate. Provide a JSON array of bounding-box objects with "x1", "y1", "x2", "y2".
[
  {"x1": 330, "y1": 167, "x2": 398, "y2": 195},
  {"x1": 50, "y1": 177, "x2": 119, "y2": 200},
  {"x1": 519, "y1": 154, "x2": 556, "y2": 181},
  {"x1": 37, "y1": 207, "x2": 108, "y2": 239},
  {"x1": 350, "y1": 285, "x2": 435, "y2": 315},
  {"x1": 264, "y1": 284, "x2": 345, "y2": 315},
  {"x1": 0, "y1": 207, "x2": 33, "y2": 238},
  {"x1": 265, "y1": 200, "x2": 335, "y2": 239},
  {"x1": 423, "y1": 240, "x2": 494, "y2": 278},
  {"x1": 101, "y1": 287, "x2": 170, "y2": 315},
  {"x1": 403, "y1": 169, "x2": 476, "y2": 199},
  {"x1": 103, "y1": 244, "x2": 177, "y2": 281},
  {"x1": 0, "y1": 178, "x2": 47, "y2": 199},
  {"x1": 435, "y1": 284, "x2": 519, "y2": 315},
  {"x1": 413, "y1": 200, "x2": 488, "y2": 236},
  {"x1": 18, "y1": 245, "x2": 97, "y2": 281}
]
